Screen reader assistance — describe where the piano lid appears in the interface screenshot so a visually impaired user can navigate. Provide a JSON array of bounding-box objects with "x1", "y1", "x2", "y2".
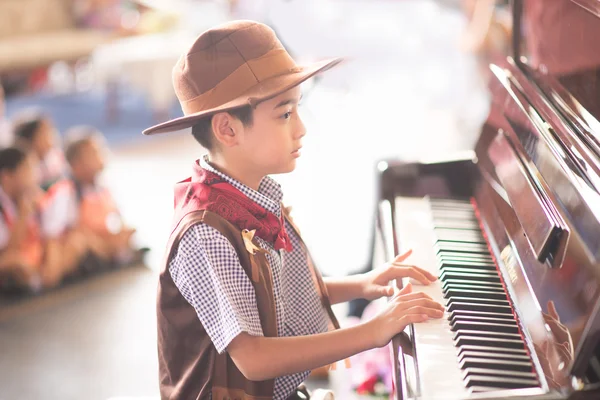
[{"x1": 474, "y1": 0, "x2": 600, "y2": 380}]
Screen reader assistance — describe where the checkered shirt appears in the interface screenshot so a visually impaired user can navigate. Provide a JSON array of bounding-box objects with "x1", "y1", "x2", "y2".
[{"x1": 168, "y1": 156, "x2": 329, "y2": 400}]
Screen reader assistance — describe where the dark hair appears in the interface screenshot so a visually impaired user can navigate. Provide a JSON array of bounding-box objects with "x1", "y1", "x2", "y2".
[
  {"x1": 63, "y1": 125, "x2": 104, "y2": 164},
  {"x1": 0, "y1": 146, "x2": 28, "y2": 174},
  {"x1": 191, "y1": 106, "x2": 254, "y2": 150},
  {"x1": 12, "y1": 111, "x2": 46, "y2": 143}
]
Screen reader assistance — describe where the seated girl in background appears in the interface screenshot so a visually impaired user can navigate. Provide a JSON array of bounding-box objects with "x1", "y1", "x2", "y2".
[{"x1": 12, "y1": 110, "x2": 67, "y2": 191}]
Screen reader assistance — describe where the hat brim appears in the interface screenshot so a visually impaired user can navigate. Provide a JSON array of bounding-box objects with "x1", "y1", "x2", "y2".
[{"x1": 142, "y1": 57, "x2": 342, "y2": 136}]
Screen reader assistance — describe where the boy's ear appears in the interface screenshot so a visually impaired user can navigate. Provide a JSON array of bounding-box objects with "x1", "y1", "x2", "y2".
[{"x1": 211, "y1": 112, "x2": 240, "y2": 147}]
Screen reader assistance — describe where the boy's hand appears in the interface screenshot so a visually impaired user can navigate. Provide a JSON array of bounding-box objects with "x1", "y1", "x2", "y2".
[
  {"x1": 369, "y1": 283, "x2": 444, "y2": 348},
  {"x1": 360, "y1": 249, "x2": 437, "y2": 301}
]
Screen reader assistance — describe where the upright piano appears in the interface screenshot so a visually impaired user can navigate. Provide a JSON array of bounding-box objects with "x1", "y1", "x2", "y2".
[{"x1": 375, "y1": 0, "x2": 600, "y2": 398}]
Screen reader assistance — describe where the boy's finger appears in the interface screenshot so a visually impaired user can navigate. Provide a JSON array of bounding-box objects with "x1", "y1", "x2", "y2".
[
  {"x1": 410, "y1": 266, "x2": 437, "y2": 281},
  {"x1": 379, "y1": 286, "x2": 394, "y2": 297},
  {"x1": 393, "y1": 282, "x2": 412, "y2": 298},
  {"x1": 393, "y1": 249, "x2": 413, "y2": 264},
  {"x1": 405, "y1": 305, "x2": 444, "y2": 318},
  {"x1": 392, "y1": 264, "x2": 437, "y2": 282},
  {"x1": 392, "y1": 266, "x2": 433, "y2": 285},
  {"x1": 399, "y1": 298, "x2": 445, "y2": 312},
  {"x1": 394, "y1": 291, "x2": 433, "y2": 302}
]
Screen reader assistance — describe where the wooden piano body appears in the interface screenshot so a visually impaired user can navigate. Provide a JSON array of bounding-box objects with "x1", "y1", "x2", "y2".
[{"x1": 375, "y1": 1, "x2": 600, "y2": 398}]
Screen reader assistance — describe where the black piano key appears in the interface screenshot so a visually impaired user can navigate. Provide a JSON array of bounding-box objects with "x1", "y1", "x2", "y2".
[
  {"x1": 440, "y1": 271, "x2": 501, "y2": 283},
  {"x1": 437, "y1": 248, "x2": 492, "y2": 257},
  {"x1": 433, "y1": 221, "x2": 482, "y2": 230},
  {"x1": 439, "y1": 259, "x2": 495, "y2": 268},
  {"x1": 443, "y1": 282, "x2": 505, "y2": 292},
  {"x1": 432, "y1": 215, "x2": 479, "y2": 222},
  {"x1": 450, "y1": 321, "x2": 519, "y2": 334},
  {"x1": 457, "y1": 345, "x2": 529, "y2": 357},
  {"x1": 439, "y1": 266, "x2": 498, "y2": 275},
  {"x1": 439, "y1": 271, "x2": 502, "y2": 284},
  {"x1": 438, "y1": 254, "x2": 494, "y2": 262},
  {"x1": 436, "y1": 242, "x2": 490, "y2": 252},
  {"x1": 446, "y1": 297, "x2": 511, "y2": 311},
  {"x1": 436, "y1": 240, "x2": 487, "y2": 248},
  {"x1": 455, "y1": 336, "x2": 525, "y2": 350},
  {"x1": 434, "y1": 231, "x2": 484, "y2": 239},
  {"x1": 453, "y1": 330, "x2": 522, "y2": 342},
  {"x1": 429, "y1": 198, "x2": 472, "y2": 205},
  {"x1": 444, "y1": 289, "x2": 508, "y2": 301},
  {"x1": 468, "y1": 386, "x2": 521, "y2": 393},
  {"x1": 446, "y1": 297, "x2": 510, "y2": 307},
  {"x1": 450, "y1": 309, "x2": 516, "y2": 321},
  {"x1": 458, "y1": 351, "x2": 531, "y2": 363},
  {"x1": 443, "y1": 282, "x2": 504, "y2": 293},
  {"x1": 438, "y1": 256, "x2": 494, "y2": 264},
  {"x1": 462, "y1": 368, "x2": 538, "y2": 382},
  {"x1": 434, "y1": 230, "x2": 483, "y2": 239},
  {"x1": 440, "y1": 270, "x2": 500, "y2": 280},
  {"x1": 464, "y1": 375, "x2": 539, "y2": 390},
  {"x1": 439, "y1": 260, "x2": 497, "y2": 270},
  {"x1": 433, "y1": 227, "x2": 486, "y2": 239},
  {"x1": 452, "y1": 317, "x2": 519, "y2": 329},
  {"x1": 447, "y1": 302, "x2": 513, "y2": 314},
  {"x1": 459, "y1": 357, "x2": 533, "y2": 373}
]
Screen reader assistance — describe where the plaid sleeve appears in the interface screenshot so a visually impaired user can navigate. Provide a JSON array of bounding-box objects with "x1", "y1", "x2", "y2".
[{"x1": 168, "y1": 223, "x2": 264, "y2": 353}]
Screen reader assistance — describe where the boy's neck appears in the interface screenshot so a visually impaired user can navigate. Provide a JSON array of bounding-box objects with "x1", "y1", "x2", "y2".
[{"x1": 206, "y1": 153, "x2": 263, "y2": 192}]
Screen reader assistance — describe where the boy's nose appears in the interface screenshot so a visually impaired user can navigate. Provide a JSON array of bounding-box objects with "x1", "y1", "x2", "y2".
[{"x1": 295, "y1": 118, "x2": 307, "y2": 139}]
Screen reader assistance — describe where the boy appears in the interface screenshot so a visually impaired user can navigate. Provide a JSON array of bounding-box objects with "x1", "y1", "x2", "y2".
[
  {"x1": 144, "y1": 21, "x2": 444, "y2": 400},
  {"x1": 43, "y1": 127, "x2": 138, "y2": 267}
]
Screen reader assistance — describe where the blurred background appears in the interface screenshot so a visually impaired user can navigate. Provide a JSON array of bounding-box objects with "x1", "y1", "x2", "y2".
[{"x1": 0, "y1": 0, "x2": 510, "y2": 398}]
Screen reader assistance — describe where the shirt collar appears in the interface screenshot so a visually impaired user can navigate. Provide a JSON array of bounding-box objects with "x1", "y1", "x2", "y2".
[{"x1": 200, "y1": 155, "x2": 283, "y2": 217}]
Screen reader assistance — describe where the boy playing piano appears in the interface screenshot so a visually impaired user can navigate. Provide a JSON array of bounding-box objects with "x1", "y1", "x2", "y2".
[{"x1": 145, "y1": 20, "x2": 444, "y2": 400}]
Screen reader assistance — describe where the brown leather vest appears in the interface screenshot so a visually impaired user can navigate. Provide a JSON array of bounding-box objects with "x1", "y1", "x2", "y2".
[
  {"x1": 157, "y1": 210, "x2": 277, "y2": 400},
  {"x1": 157, "y1": 208, "x2": 339, "y2": 400}
]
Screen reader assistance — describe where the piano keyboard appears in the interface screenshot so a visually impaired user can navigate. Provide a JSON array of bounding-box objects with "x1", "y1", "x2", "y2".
[{"x1": 393, "y1": 197, "x2": 542, "y2": 399}]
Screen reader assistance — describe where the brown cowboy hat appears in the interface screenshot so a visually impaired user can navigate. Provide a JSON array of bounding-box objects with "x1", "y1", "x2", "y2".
[{"x1": 143, "y1": 20, "x2": 342, "y2": 135}]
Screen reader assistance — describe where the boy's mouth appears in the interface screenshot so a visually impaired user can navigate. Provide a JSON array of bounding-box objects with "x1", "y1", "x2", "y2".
[{"x1": 291, "y1": 147, "x2": 302, "y2": 157}]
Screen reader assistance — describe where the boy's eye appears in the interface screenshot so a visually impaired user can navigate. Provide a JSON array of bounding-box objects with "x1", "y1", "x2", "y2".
[{"x1": 282, "y1": 111, "x2": 293, "y2": 119}]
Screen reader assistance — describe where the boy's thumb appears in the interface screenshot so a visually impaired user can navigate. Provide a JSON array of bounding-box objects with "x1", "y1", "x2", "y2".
[{"x1": 396, "y1": 282, "x2": 413, "y2": 297}]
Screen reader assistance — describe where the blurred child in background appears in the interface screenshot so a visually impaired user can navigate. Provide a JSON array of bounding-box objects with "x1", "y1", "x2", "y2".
[
  {"x1": 44, "y1": 126, "x2": 141, "y2": 269},
  {"x1": 12, "y1": 110, "x2": 67, "y2": 190},
  {"x1": 0, "y1": 146, "x2": 82, "y2": 291}
]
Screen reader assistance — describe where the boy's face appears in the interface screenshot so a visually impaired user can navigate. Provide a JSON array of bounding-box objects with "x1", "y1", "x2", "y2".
[
  {"x1": 72, "y1": 139, "x2": 106, "y2": 183},
  {"x1": 233, "y1": 86, "x2": 306, "y2": 176}
]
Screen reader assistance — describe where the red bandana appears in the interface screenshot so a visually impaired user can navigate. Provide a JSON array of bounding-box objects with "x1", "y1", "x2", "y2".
[{"x1": 172, "y1": 161, "x2": 292, "y2": 252}]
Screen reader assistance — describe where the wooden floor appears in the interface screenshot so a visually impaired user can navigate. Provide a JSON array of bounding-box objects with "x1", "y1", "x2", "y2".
[{"x1": 0, "y1": 267, "x2": 160, "y2": 400}]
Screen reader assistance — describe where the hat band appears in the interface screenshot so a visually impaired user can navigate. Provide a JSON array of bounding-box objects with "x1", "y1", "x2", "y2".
[{"x1": 180, "y1": 48, "x2": 297, "y2": 115}]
